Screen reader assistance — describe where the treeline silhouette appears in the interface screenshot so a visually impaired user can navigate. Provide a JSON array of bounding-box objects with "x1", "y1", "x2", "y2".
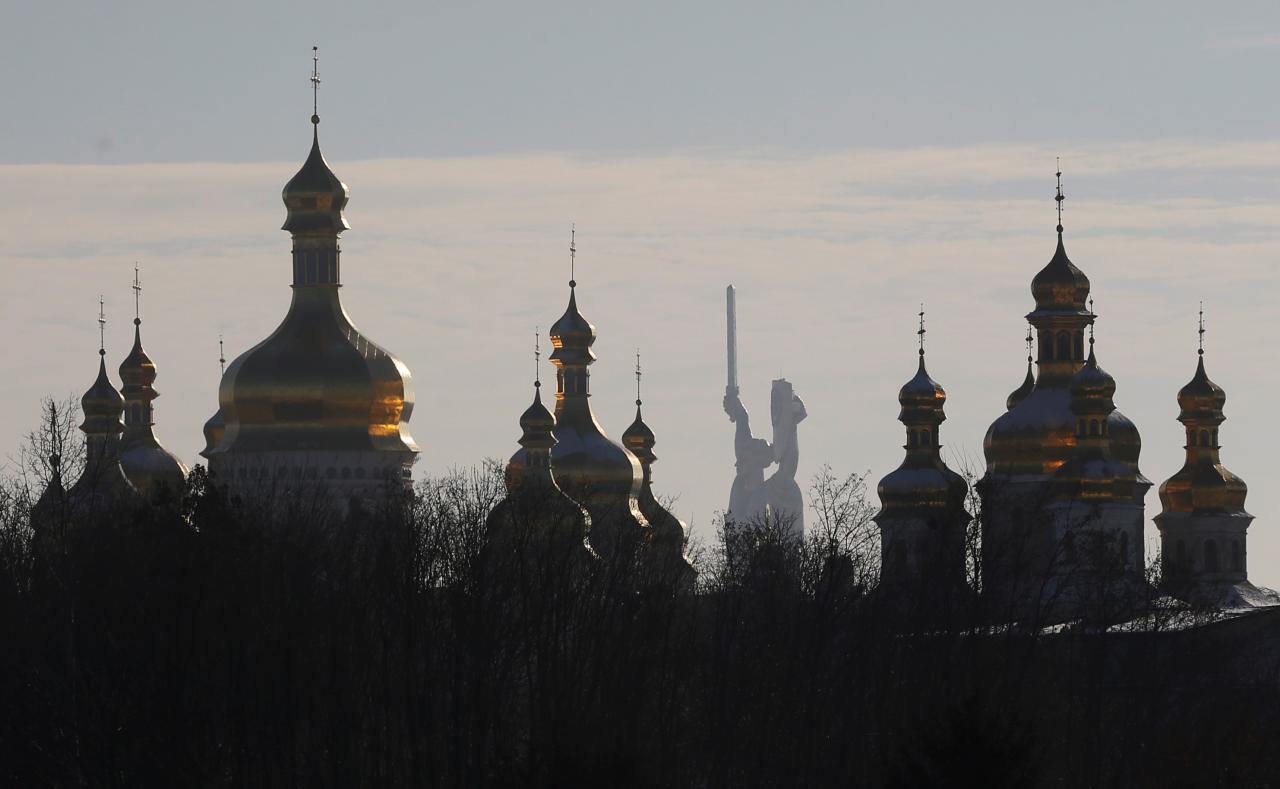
[{"x1": 1, "y1": 435, "x2": 1279, "y2": 787}]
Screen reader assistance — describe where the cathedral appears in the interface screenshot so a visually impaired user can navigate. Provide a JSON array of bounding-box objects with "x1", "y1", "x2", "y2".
[
  {"x1": 873, "y1": 170, "x2": 1276, "y2": 620},
  {"x1": 32, "y1": 60, "x2": 1273, "y2": 614}
]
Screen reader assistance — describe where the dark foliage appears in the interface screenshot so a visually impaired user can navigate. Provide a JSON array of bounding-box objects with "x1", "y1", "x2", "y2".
[{"x1": 1, "y1": 461, "x2": 1278, "y2": 789}]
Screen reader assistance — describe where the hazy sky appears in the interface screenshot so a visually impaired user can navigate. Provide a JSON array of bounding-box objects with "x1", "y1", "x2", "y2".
[{"x1": 3, "y1": 3, "x2": 1280, "y2": 582}]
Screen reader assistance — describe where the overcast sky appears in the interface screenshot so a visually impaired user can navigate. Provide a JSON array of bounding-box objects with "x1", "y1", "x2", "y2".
[{"x1": 3, "y1": 2, "x2": 1280, "y2": 583}]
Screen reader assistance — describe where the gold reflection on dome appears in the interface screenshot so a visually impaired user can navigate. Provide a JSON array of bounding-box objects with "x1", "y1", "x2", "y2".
[{"x1": 207, "y1": 111, "x2": 417, "y2": 463}]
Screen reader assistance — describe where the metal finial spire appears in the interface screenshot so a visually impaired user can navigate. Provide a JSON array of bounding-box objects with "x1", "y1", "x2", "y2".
[
  {"x1": 1055, "y1": 158, "x2": 1065, "y2": 233},
  {"x1": 310, "y1": 46, "x2": 321, "y2": 125},
  {"x1": 917, "y1": 303, "x2": 926, "y2": 356},
  {"x1": 1088, "y1": 297, "x2": 1096, "y2": 346},
  {"x1": 569, "y1": 224, "x2": 577, "y2": 288},
  {"x1": 1025, "y1": 325, "x2": 1034, "y2": 363},
  {"x1": 97, "y1": 296, "x2": 106, "y2": 356},
  {"x1": 132, "y1": 264, "x2": 142, "y2": 325},
  {"x1": 1198, "y1": 301, "x2": 1205, "y2": 356},
  {"x1": 534, "y1": 327, "x2": 541, "y2": 388},
  {"x1": 218, "y1": 335, "x2": 226, "y2": 376},
  {"x1": 635, "y1": 348, "x2": 642, "y2": 407}
]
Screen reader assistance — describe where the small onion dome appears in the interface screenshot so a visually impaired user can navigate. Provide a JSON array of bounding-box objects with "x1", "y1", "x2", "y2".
[
  {"x1": 1177, "y1": 356, "x2": 1226, "y2": 423},
  {"x1": 519, "y1": 387, "x2": 556, "y2": 450},
  {"x1": 1108, "y1": 409, "x2": 1148, "y2": 482},
  {"x1": 81, "y1": 355, "x2": 125, "y2": 434},
  {"x1": 1069, "y1": 348, "x2": 1115, "y2": 410},
  {"x1": 1159, "y1": 459, "x2": 1248, "y2": 515},
  {"x1": 200, "y1": 407, "x2": 225, "y2": 459},
  {"x1": 898, "y1": 356, "x2": 946, "y2": 423},
  {"x1": 505, "y1": 387, "x2": 556, "y2": 492},
  {"x1": 1031, "y1": 234, "x2": 1090, "y2": 313},
  {"x1": 1006, "y1": 359, "x2": 1036, "y2": 411},
  {"x1": 622, "y1": 404, "x2": 657, "y2": 466},
  {"x1": 118, "y1": 323, "x2": 157, "y2": 389},
  {"x1": 1052, "y1": 349, "x2": 1133, "y2": 501},
  {"x1": 549, "y1": 288, "x2": 597, "y2": 367},
  {"x1": 281, "y1": 128, "x2": 350, "y2": 234}
]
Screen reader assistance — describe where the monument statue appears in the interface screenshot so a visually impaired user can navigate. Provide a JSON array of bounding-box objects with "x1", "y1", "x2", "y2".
[{"x1": 723, "y1": 285, "x2": 807, "y2": 536}]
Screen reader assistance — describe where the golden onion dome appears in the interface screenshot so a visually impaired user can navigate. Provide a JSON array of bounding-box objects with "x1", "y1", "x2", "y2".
[
  {"x1": 201, "y1": 408, "x2": 225, "y2": 459},
  {"x1": 281, "y1": 126, "x2": 350, "y2": 234},
  {"x1": 878, "y1": 463, "x2": 968, "y2": 514},
  {"x1": 506, "y1": 384, "x2": 557, "y2": 492},
  {"x1": 1177, "y1": 355, "x2": 1226, "y2": 422},
  {"x1": 1006, "y1": 358, "x2": 1036, "y2": 411},
  {"x1": 1070, "y1": 348, "x2": 1115, "y2": 408},
  {"x1": 898, "y1": 354, "x2": 946, "y2": 420},
  {"x1": 983, "y1": 386, "x2": 1077, "y2": 476},
  {"x1": 212, "y1": 120, "x2": 418, "y2": 462},
  {"x1": 549, "y1": 287, "x2": 597, "y2": 367},
  {"x1": 1107, "y1": 409, "x2": 1145, "y2": 477},
  {"x1": 1031, "y1": 232, "x2": 1090, "y2": 313},
  {"x1": 1159, "y1": 463, "x2": 1248, "y2": 515},
  {"x1": 120, "y1": 442, "x2": 188, "y2": 498},
  {"x1": 1158, "y1": 351, "x2": 1246, "y2": 515},
  {"x1": 621, "y1": 402, "x2": 657, "y2": 466},
  {"x1": 545, "y1": 279, "x2": 647, "y2": 555},
  {"x1": 217, "y1": 296, "x2": 419, "y2": 455},
  {"x1": 878, "y1": 351, "x2": 967, "y2": 517},
  {"x1": 81, "y1": 354, "x2": 125, "y2": 433},
  {"x1": 520, "y1": 385, "x2": 556, "y2": 438},
  {"x1": 1051, "y1": 347, "x2": 1137, "y2": 502},
  {"x1": 118, "y1": 322, "x2": 157, "y2": 389}
]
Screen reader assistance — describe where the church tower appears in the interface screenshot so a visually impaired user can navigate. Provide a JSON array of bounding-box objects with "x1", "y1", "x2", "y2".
[
  {"x1": 1043, "y1": 326, "x2": 1150, "y2": 612},
  {"x1": 874, "y1": 311, "x2": 970, "y2": 600},
  {"x1": 547, "y1": 230, "x2": 652, "y2": 562},
  {"x1": 68, "y1": 301, "x2": 139, "y2": 514},
  {"x1": 980, "y1": 169, "x2": 1146, "y2": 611},
  {"x1": 205, "y1": 50, "x2": 418, "y2": 501},
  {"x1": 621, "y1": 353, "x2": 696, "y2": 588},
  {"x1": 485, "y1": 342, "x2": 595, "y2": 568},
  {"x1": 1155, "y1": 311, "x2": 1277, "y2": 608},
  {"x1": 118, "y1": 268, "x2": 189, "y2": 499}
]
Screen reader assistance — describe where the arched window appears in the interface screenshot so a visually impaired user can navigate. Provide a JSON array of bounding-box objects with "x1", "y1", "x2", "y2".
[
  {"x1": 1073, "y1": 332, "x2": 1085, "y2": 360},
  {"x1": 1199, "y1": 429, "x2": 1210, "y2": 447},
  {"x1": 1232, "y1": 541, "x2": 1242, "y2": 572},
  {"x1": 1089, "y1": 420, "x2": 1100, "y2": 437},
  {"x1": 341, "y1": 467, "x2": 351, "y2": 479},
  {"x1": 1056, "y1": 331, "x2": 1071, "y2": 360},
  {"x1": 1205, "y1": 540, "x2": 1220, "y2": 573},
  {"x1": 920, "y1": 429, "x2": 931, "y2": 447}
]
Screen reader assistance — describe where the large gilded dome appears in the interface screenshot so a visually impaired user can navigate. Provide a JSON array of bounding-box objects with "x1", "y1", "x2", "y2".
[
  {"x1": 207, "y1": 118, "x2": 417, "y2": 464},
  {"x1": 984, "y1": 229, "x2": 1096, "y2": 478},
  {"x1": 215, "y1": 288, "x2": 418, "y2": 456}
]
